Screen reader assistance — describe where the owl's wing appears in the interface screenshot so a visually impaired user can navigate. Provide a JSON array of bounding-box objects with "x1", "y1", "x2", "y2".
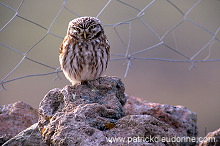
[
  {"x1": 59, "y1": 35, "x2": 71, "y2": 54},
  {"x1": 105, "y1": 39, "x2": 110, "y2": 69},
  {"x1": 104, "y1": 37, "x2": 110, "y2": 58}
]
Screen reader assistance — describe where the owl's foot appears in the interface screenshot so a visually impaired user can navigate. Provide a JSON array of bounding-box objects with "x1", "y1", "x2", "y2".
[
  {"x1": 81, "y1": 80, "x2": 89, "y2": 85},
  {"x1": 81, "y1": 80, "x2": 93, "y2": 89}
]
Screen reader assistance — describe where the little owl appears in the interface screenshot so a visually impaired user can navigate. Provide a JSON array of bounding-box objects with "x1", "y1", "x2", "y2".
[{"x1": 59, "y1": 16, "x2": 110, "y2": 85}]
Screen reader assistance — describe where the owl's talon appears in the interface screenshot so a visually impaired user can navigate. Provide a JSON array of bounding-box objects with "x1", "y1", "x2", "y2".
[
  {"x1": 81, "y1": 80, "x2": 88, "y2": 85},
  {"x1": 81, "y1": 80, "x2": 93, "y2": 89}
]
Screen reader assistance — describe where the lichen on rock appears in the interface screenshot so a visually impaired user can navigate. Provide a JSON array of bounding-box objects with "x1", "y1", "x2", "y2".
[{"x1": 2, "y1": 76, "x2": 200, "y2": 146}]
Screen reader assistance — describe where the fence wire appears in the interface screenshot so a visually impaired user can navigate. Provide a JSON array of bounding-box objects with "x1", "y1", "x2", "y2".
[{"x1": 0, "y1": 0, "x2": 220, "y2": 91}]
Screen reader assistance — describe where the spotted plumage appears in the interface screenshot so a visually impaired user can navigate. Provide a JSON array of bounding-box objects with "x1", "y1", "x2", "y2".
[{"x1": 59, "y1": 17, "x2": 110, "y2": 85}]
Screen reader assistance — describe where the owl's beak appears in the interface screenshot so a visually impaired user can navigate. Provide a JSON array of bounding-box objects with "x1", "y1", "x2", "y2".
[{"x1": 83, "y1": 31, "x2": 87, "y2": 39}]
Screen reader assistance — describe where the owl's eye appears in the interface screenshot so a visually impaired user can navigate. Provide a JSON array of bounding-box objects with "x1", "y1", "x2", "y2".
[
  {"x1": 72, "y1": 27, "x2": 80, "y2": 31},
  {"x1": 90, "y1": 25, "x2": 96, "y2": 29}
]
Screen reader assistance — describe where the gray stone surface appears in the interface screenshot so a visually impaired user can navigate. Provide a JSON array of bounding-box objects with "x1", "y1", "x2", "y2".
[
  {"x1": 124, "y1": 95, "x2": 198, "y2": 138},
  {"x1": 0, "y1": 101, "x2": 38, "y2": 145},
  {"x1": 3, "y1": 123, "x2": 46, "y2": 146},
  {"x1": 1, "y1": 76, "x2": 200, "y2": 146},
  {"x1": 104, "y1": 115, "x2": 178, "y2": 146},
  {"x1": 38, "y1": 76, "x2": 126, "y2": 145}
]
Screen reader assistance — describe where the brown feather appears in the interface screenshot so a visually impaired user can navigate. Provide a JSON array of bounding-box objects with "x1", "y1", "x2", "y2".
[{"x1": 59, "y1": 17, "x2": 110, "y2": 85}]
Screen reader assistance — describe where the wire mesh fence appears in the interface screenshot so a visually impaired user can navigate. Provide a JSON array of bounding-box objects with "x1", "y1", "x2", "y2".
[
  {"x1": 0, "y1": 0, "x2": 220, "y2": 136},
  {"x1": 1, "y1": 0, "x2": 219, "y2": 90}
]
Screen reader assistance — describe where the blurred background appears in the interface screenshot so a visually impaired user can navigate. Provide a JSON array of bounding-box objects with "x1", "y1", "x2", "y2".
[{"x1": 0, "y1": 0, "x2": 220, "y2": 137}]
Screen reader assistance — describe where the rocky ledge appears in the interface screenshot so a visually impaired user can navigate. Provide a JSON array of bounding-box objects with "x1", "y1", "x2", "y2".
[
  {"x1": 1, "y1": 76, "x2": 209, "y2": 146},
  {"x1": 0, "y1": 101, "x2": 38, "y2": 145}
]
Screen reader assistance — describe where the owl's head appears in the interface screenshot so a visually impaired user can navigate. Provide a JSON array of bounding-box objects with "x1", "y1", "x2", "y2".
[{"x1": 67, "y1": 16, "x2": 104, "y2": 41}]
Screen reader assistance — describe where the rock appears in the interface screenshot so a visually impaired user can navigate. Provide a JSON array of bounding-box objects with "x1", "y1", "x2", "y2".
[
  {"x1": 199, "y1": 128, "x2": 220, "y2": 146},
  {"x1": 0, "y1": 101, "x2": 38, "y2": 145},
  {"x1": 104, "y1": 115, "x2": 178, "y2": 145},
  {"x1": 2, "y1": 76, "x2": 198, "y2": 145},
  {"x1": 3, "y1": 123, "x2": 46, "y2": 146},
  {"x1": 38, "y1": 76, "x2": 126, "y2": 145},
  {"x1": 124, "y1": 95, "x2": 198, "y2": 138}
]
